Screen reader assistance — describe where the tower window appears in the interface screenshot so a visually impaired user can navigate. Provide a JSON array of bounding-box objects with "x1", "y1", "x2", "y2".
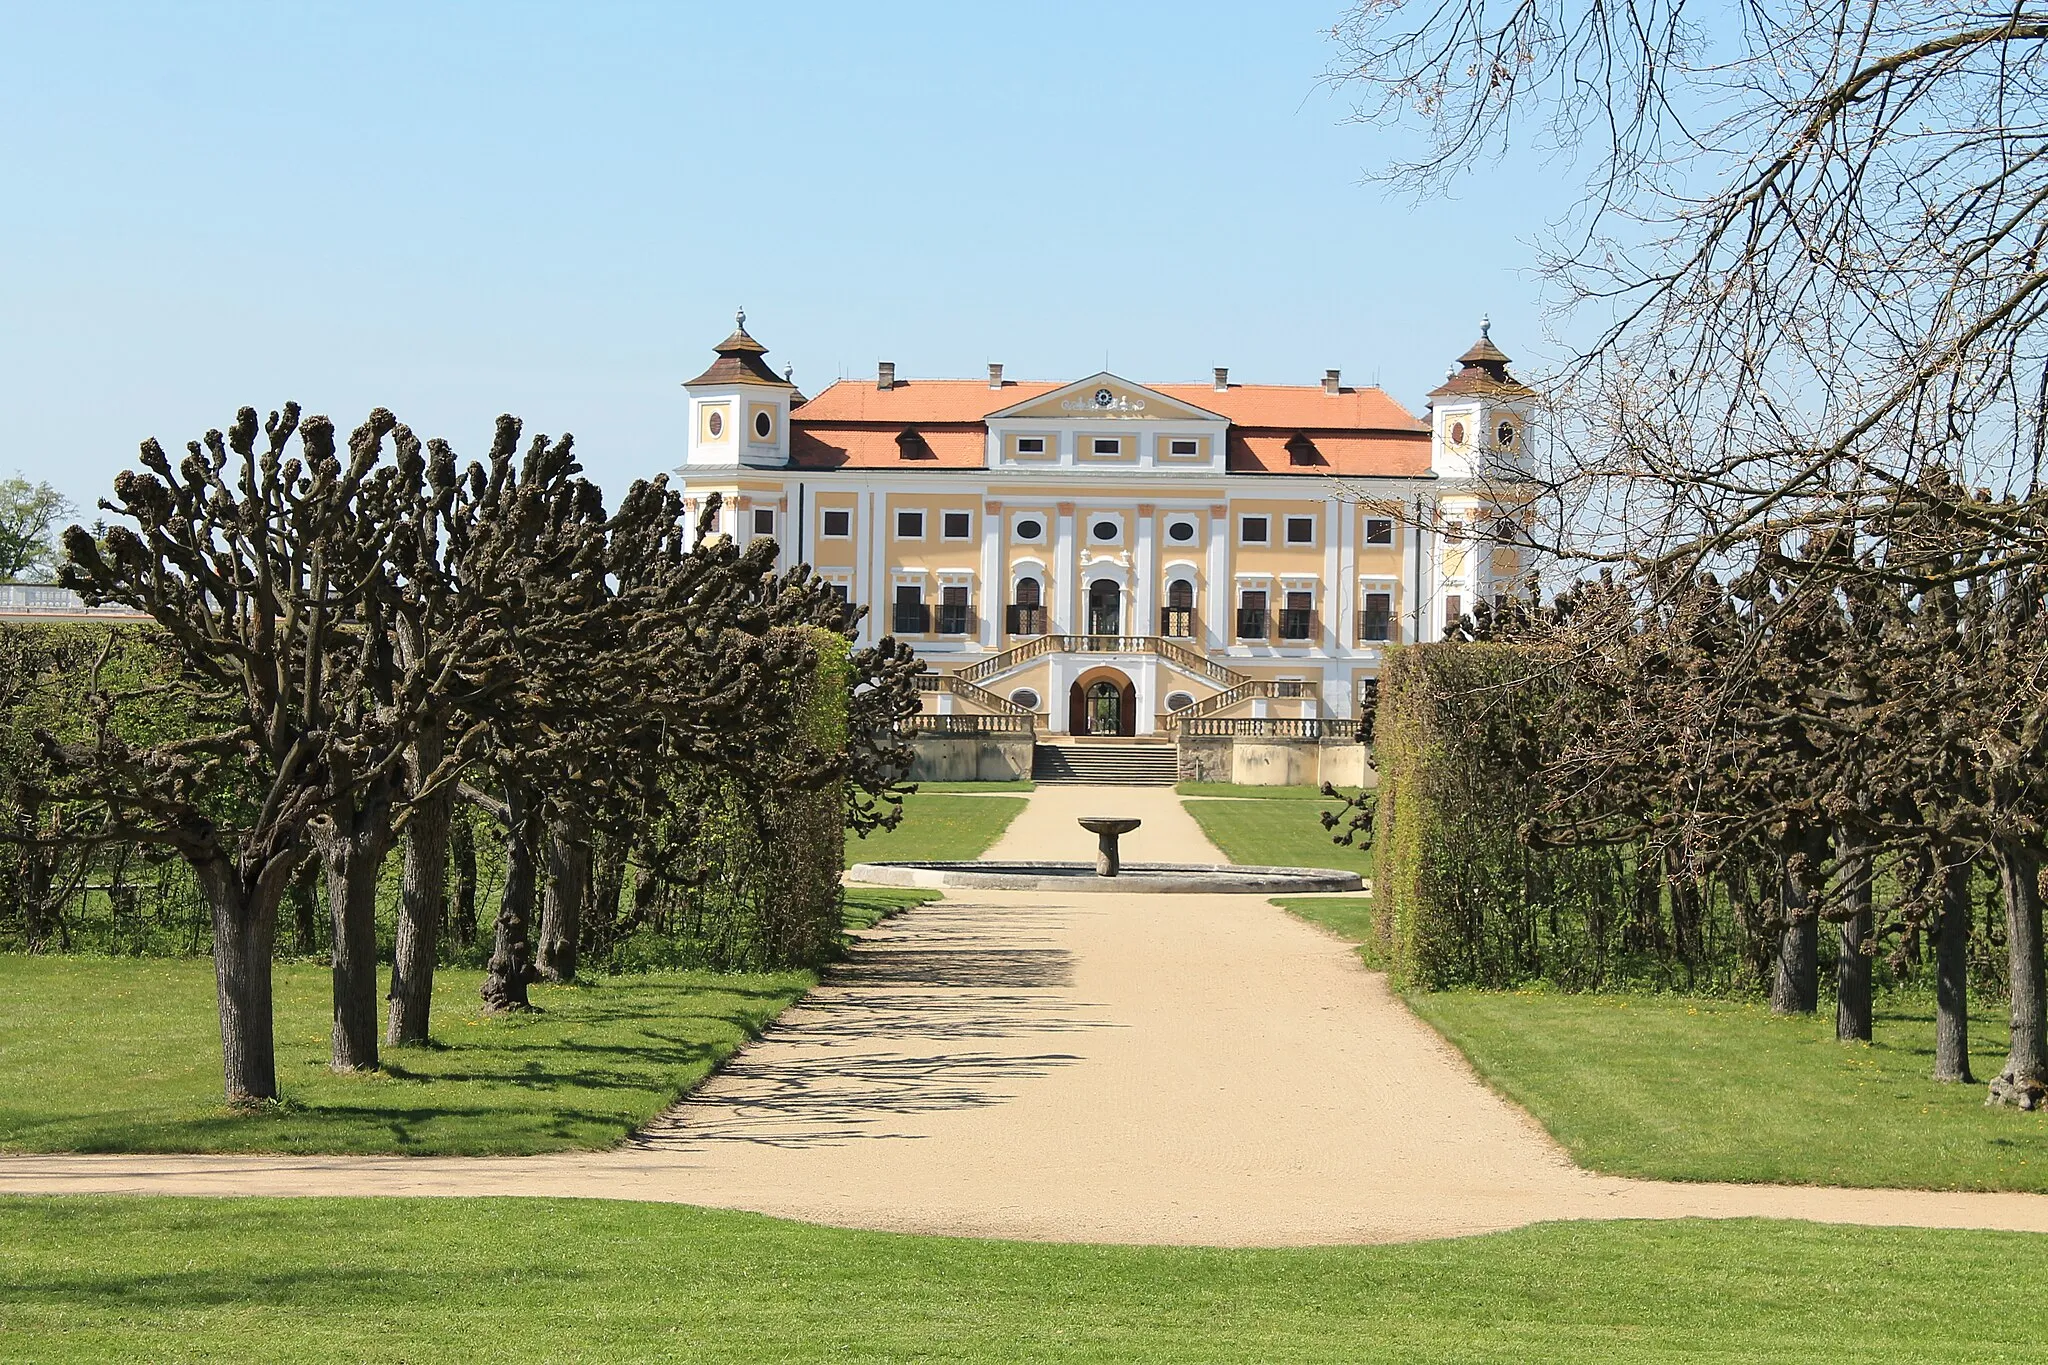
[
  {"x1": 754, "y1": 410, "x2": 773, "y2": 439},
  {"x1": 707, "y1": 410, "x2": 724, "y2": 438}
]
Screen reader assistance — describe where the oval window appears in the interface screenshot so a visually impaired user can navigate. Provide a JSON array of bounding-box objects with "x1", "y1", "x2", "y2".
[
  {"x1": 1010, "y1": 688, "x2": 1041, "y2": 710},
  {"x1": 1016, "y1": 518, "x2": 1043, "y2": 541},
  {"x1": 1167, "y1": 520, "x2": 1196, "y2": 542},
  {"x1": 1091, "y1": 520, "x2": 1119, "y2": 542},
  {"x1": 707, "y1": 410, "x2": 724, "y2": 437},
  {"x1": 1496, "y1": 421, "x2": 1516, "y2": 447},
  {"x1": 1165, "y1": 691, "x2": 1196, "y2": 712},
  {"x1": 1448, "y1": 420, "x2": 1464, "y2": 445},
  {"x1": 755, "y1": 410, "x2": 773, "y2": 439}
]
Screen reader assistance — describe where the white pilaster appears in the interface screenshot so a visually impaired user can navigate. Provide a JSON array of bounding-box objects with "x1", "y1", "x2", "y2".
[
  {"x1": 1205, "y1": 503, "x2": 1229, "y2": 651},
  {"x1": 1052, "y1": 504, "x2": 1077, "y2": 634},
  {"x1": 978, "y1": 501, "x2": 1002, "y2": 651},
  {"x1": 1133, "y1": 508, "x2": 1156, "y2": 639}
]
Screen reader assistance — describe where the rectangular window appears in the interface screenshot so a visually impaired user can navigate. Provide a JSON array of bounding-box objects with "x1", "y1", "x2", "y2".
[
  {"x1": 937, "y1": 585, "x2": 972, "y2": 635},
  {"x1": 1284, "y1": 516, "x2": 1315, "y2": 545},
  {"x1": 941, "y1": 510, "x2": 972, "y2": 539},
  {"x1": 1168, "y1": 438, "x2": 1199, "y2": 457},
  {"x1": 752, "y1": 508, "x2": 775, "y2": 536},
  {"x1": 1364, "y1": 518, "x2": 1394, "y2": 545},
  {"x1": 1444, "y1": 594, "x2": 1463, "y2": 629},
  {"x1": 895, "y1": 510, "x2": 925, "y2": 539},
  {"x1": 1239, "y1": 515, "x2": 1269, "y2": 544},
  {"x1": 1092, "y1": 437, "x2": 1122, "y2": 456},
  {"x1": 1280, "y1": 590, "x2": 1315, "y2": 640},
  {"x1": 892, "y1": 585, "x2": 928, "y2": 634},
  {"x1": 827, "y1": 582, "x2": 851, "y2": 606},
  {"x1": 1236, "y1": 590, "x2": 1269, "y2": 640},
  {"x1": 1016, "y1": 436, "x2": 1046, "y2": 455},
  {"x1": 822, "y1": 508, "x2": 852, "y2": 538},
  {"x1": 1359, "y1": 590, "x2": 1392, "y2": 642}
]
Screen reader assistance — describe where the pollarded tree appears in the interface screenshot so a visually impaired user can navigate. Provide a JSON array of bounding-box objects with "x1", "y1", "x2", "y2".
[{"x1": 55, "y1": 405, "x2": 502, "y2": 1094}]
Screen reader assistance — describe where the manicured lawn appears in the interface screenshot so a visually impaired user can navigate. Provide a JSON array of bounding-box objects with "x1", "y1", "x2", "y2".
[
  {"x1": 845, "y1": 790, "x2": 1027, "y2": 864},
  {"x1": 1176, "y1": 782, "x2": 1333, "y2": 799},
  {"x1": 841, "y1": 886, "x2": 940, "y2": 931},
  {"x1": 1413, "y1": 989, "x2": 2048, "y2": 1192},
  {"x1": 1182, "y1": 793, "x2": 1373, "y2": 874},
  {"x1": 1, "y1": 1201, "x2": 2042, "y2": 1362},
  {"x1": 0, "y1": 957, "x2": 811, "y2": 1156},
  {"x1": 1271, "y1": 895, "x2": 1384, "y2": 969}
]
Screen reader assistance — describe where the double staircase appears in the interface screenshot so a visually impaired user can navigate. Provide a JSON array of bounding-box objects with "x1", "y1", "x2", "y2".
[
  {"x1": 950, "y1": 634, "x2": 1276, "y2": 726},
  {"x1": 1031, "y1": 742, "x2": 1181, "y2": 786}
]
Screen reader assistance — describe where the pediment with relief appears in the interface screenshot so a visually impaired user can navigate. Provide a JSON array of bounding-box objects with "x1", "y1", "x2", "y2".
[{"x1": 990, "y1": 372, "x2": 1224, "y2": 423}]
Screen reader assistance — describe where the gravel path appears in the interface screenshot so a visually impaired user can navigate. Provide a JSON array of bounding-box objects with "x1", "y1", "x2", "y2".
[{"x1": 7, "y1": 784, "x2": 2048, "y2": 1244}]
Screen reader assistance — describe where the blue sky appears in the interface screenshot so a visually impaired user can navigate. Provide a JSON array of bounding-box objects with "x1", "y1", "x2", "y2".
[{"x1": 0, "y1": 0, "x2": 1583, "y2": 516}]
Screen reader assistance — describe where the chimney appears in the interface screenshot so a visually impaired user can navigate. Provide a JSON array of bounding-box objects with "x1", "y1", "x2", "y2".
[
  {"x1": 988, "y1": 362, "x2": 1004, "y2": 389},
  {"x1": 1324, "y1": 368, "x2": 1341, "y2": 395},
  {"x1": 1212, "y1": 366, "x2": 1229, "y2": 391},
  {"x1": 877, "y1": 361, "x2": 895, "y2": 391}
]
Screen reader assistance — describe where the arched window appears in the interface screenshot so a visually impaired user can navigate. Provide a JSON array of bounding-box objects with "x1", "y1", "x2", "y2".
[
  {"x1": 1161, "y1": 578, "x2": 1196, "y2": 638},
  {"x1": 1086, "y1": 579, "x2": 1122, "y2": 636},
  {"x1": 1007, "y1": 575, "x2": 1046, "y2": 636}
]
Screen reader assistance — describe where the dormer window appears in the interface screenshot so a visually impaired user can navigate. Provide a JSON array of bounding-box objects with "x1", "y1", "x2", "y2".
[
  {"x1": 896, "y1": 429, "x2": 935, "y2": 460},
  {"x1": 1285, "y1": 433, "x2": 1323, "y2": 466}
]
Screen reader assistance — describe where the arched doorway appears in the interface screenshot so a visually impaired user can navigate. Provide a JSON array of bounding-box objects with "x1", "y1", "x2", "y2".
[
  {"x1": 1067, "y1": 666, "x2": 1137, "y2": 737},
  {"x1": 1086, "y1": 578, "x2": 1122, "y2": 635}
]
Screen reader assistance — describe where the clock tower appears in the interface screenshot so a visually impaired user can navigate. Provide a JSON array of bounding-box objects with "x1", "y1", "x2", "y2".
[{"x1": 1426, "y1": 319, "x2": 1538, "y2": 638}]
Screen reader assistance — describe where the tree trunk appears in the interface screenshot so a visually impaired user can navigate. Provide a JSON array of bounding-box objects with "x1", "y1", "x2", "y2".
[
  {"x1": 288, "y1": 856, "x2": 321, "y2": 956},
  {"x1": 449, "y1": 807, "x2": 478, "y2": 950},
  {"x1": 482, "y1": 780, "x2": 543, "y2": 1012},
  {"x1": 1988, "y1": 837, "x2": 2048, "y2": 1108},
  {"x1": 1934, "y1": 852, "x2": 1976, "y2": 1084},
  {"x1": 319, "y1": 790, "x2": 397, "y2": 1074},
  {"x1": 1835, "y1": 827, "x2": 1873, "y2": 1043},
  {"x1": 1769, "y1": 840, "x2": 1820, "y2": 1014},
  {"x1": 387, "y1": 758, "x2": 452, "y2": 1046},
  {"x1": 537, "y1": 813, "x2": 591, "y2": 984},
  {"x1": 588, "y1": 839, "x2": 627, "y2": 962},
  {"x1": 191, "y1": 855, "x2": 281, "y2": 1104},
  {"x1": 1667, "y1": 846, "x2": 1702, "y2": 969}
]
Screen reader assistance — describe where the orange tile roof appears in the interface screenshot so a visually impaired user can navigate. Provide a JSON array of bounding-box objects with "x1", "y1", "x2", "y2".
[
  {"x1": 787, "y1": 377, "x2": 1432, "y2": 477},
  {"x1": 792, "y1": 379, "x2": 1059, "y2": 423},
  {"x1": 792, "y1": 378, "x2": 1426, "y2": 432},
  {"x1": 1226, "y1": 431, "x2": 1431, "y2": 477},
  {"x1": 790, "y1": 424, "x2": 987, "y2": 469}
]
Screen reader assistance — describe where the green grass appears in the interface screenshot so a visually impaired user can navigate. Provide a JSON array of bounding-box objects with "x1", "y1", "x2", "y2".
[
  {"x1": 1182, "y1": 791, "x2": 1372, "y2": 874},
  {"x1": 1413, "y1": 989, "x2": 2048, "y2": 1191},
  {"x1": 1175, "y1": 781, "x2": 1333, "y2": 799},
  {"x1": 0, "y1": 957, "x2": 811, "y2": 1156},
  {"x1": 841, "y1": 886, "x2": 941, "y2": 931},
  {"x1": 1272, "y1": 895, "x2": 1384, "y2": 969},
  {"x1": 845, "y1": 790, "x2": 1027, "y2": 864},
  {"x1": 2, "y1": 1200, "x2": 2043, "y2": 1362}
]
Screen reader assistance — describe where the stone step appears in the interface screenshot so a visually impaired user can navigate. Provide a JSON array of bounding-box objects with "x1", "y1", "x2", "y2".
[{"x1": 1031, "y1": 744, "x2": 1181, "y2": 787}]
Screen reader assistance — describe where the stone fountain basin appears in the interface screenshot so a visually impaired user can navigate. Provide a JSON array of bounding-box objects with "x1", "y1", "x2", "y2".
[{"x1": 845, "y1": 861, "x2": 1363, "y2": 895}]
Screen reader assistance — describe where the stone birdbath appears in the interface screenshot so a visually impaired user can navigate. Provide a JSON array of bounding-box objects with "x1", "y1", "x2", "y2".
[{"x1": 1077, "y1": 817, "x2": 1142, "y2": 877}]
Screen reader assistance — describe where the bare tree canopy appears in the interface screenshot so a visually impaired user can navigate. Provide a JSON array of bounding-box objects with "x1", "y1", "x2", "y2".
[{"x1": 1331, "y1": 3, "x2": 2048, "y2": 564}]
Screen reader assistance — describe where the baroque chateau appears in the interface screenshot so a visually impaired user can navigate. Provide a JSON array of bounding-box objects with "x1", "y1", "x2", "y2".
[{"x1": 673, "y1": 314, "x2": 1535, "y2": 781}]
